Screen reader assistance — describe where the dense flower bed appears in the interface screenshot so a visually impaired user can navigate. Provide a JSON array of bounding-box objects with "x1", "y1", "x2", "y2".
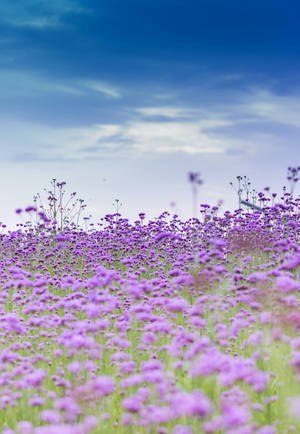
[{"x1": 1, "y1": 195, "x2": 300, "y2": 433}]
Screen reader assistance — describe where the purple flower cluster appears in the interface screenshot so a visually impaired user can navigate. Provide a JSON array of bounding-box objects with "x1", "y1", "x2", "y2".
[{"x1": 1, "y1": 190, "x2": 300, "y2": 432}]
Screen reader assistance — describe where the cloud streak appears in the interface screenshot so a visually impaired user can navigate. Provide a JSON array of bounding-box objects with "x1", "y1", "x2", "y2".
[
  {"x1": 237, "y1": 87, "x2": 300, "y2": 128},
  {"x1": 0, "y1": 70, "x2": 124, "y2": 98},
  {"x1": 1, "y1": 71, "x2": 300, "y2": 164},
  {"x1": 83, "y1": 81, "x2": 122, "y2": 98},
  {"x1": 0, "y1": 0, "x2": 90, "y2": 29},
  {"x1": 0, "y1": 70, "x2": 85, "y2": 97}
]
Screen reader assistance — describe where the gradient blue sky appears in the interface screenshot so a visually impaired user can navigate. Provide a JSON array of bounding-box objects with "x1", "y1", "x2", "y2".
[{"x1": 1, "y1": 0, "x2": 300, "y2": 227}]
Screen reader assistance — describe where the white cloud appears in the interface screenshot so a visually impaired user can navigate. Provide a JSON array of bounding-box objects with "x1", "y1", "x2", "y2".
[
  {"x1": 70, "y1": 124, "x2": 123, "y2": 144},
  {"x1": 126, "y1": 120, "x2": 232, "y2": 154},
  {"x1": 3, "y1": 82, "x2": 300, "y2": 163},
  {"x1": 0, "y1": 0, "x2": 90, "y2": 29},
  {"x1": 136, "y1": 105, "x2": 237, "y2": 126},
  {"x1": 83, "y1": 81, "x2": 122, "y2": 98},
  {"x1": 0, "y1": 70, "x2": 84, "y2": 97},
  {"x1": 136, "y1": 106, "x2": 190, "y2": 118},
  {"x1": 2, "y1": 103, "x2": 277, "y2": 163},
  {"x1": 2, "y1": 121, "x2": 127, "y2": 162},
  {"x1": 0, "y1": 70, "x2": 122, "y2": 99},
  {"x1": 236, "y1": 87, "x2": 300, "y2": 127},
  {"x1": 127, "y1": 86, "x2": 300, "y2": 155},
  {"x1": 2, "y1": 116, "x2": 236, "y2": 163},
  {"x1": 7, "y1": 17, "x2": 60, "y2": 29}
]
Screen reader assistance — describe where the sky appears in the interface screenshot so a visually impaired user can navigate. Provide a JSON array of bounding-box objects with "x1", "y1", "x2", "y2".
[{"x1": 1, "y1": 0, "x2": 300, "y2": 228}]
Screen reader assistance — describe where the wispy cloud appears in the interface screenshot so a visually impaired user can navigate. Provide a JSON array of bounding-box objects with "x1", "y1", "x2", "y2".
[
  {"x1": 236, "y1": 86, "x2": 300, "y2": 128},
  {"x1": 82, "y1": 80, "x2": 122, "y2": 98},
  {"x1": 214, "y1": 74, "x2": 244, "y2": 82},
  {"x1": 136, "y1": 107, "x2": 193, "y2": 118},
  {"x1": 6, "y1": 17, "x2": 61, "y2": 29},
  {"x1": 0, "y1": 70, "x2": 124, "y2": 100},
  {"x1": 0, "y1": 0, "x2": 90, "y2": 29},
  {"x1": 3, "y1": 83, "x2": 300, "y2": 164},
  {"x1": 0, "y1": 70, "x2": 84, "y2": 97},
  {"x1": 125, "y1": 120, "x2": 233, "y2": 154}
]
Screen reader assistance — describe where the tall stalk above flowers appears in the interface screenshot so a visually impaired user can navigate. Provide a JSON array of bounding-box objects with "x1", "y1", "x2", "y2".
[{"x1": 188, "y1": 171, "x2": 203, "y2": 218}]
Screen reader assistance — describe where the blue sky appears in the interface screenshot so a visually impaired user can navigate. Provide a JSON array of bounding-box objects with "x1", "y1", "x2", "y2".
[{"x1": 1, "y1": 0, "x2": 300, "y2": 227}]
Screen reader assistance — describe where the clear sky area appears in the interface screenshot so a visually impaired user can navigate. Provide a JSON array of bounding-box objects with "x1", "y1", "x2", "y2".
[{"x1": 1, "y1": 0, "x2": 300, "y2": 227}]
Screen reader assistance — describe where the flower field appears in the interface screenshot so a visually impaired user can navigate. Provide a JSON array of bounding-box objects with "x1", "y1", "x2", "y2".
[{"x1": 1, "y1": 193, "x2": 300, "y2": 433}]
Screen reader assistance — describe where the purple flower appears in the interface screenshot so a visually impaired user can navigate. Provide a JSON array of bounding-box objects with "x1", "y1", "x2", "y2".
[
  {"x1": 118, "y1": 361, "x2": 136, "y2": 374},
  {"x1": 252, "y1": 403, "x2": 264, "y2": 411},
  {"x1": 275, "y1": 275, "x2": 300, "y2": 292},
  {"x1": 144, "y1": 405, "x2": 173, "y2": 424},
  {"x1": 92, "y1": 375, "x2": 115, "y2": 397},
  {"x1": 122, "y1": 396, "x2": 142, "y2": 413},
  {"x1": 110, "y1": 351, "x2": 130, "y2": 362},
  {"x1": 120, "y1": 374, "x2": 143, "y2": 389},
  {"x1": 29, "y1": 396, "x2": 45, "y2": 406},
  {"x1": 25, "y1": 206, "x2": 37, "y2": 213},
  {"x1": 121, "y1": 413, "x2": 133, "y2": 425},
  {"x1": 17, "y1": 421, "x2": 33, "y2": 434},
  {"x1": 214, "y1": 264, "x2": 226, "y2": 274},
  {"x1": 222, "y1": 403, "x2": 250, "y2": 428},
  {"x1": 171, "y1": 391, "x2": 212, "y2": 418},
  {"x1": 4, "y1": 313, "x2": 26, "y2": 334},
  {"x1": 260, "y1": 311, "x2": 272, "y2": 324},
  {"x1": 54, "y1": 234, "x2": 71, "y2": 242},
  {"x1": 291, "y1": 352, "x2": 300, "y2": 370},
  {"x1": 67, "y1": 360, "x2": 81, "y2": 375},
  {"x1": 142, "y1": 332, "x2": 156, "y2": 345},
  {"x1": 281, "y1": 254, "x2": 300, "y2": 271},
  {"x1": 83, "y1": 415, "x2": 99, "y2": 429},
  {"x1": 190, "y1": 348, "x2": 229, "y2": 377},
  {"x1": 291, "y1": 338, "x2": 300, "y2": 349},
  {"x1": 55, "y1": 397, "x2": 81, "y2": 422},
  {"x1": 25, "y1": 369, "x2": 46, "y2": 388},
  {"x1": 154, "y1": 231, "x2": 177, "y2": 242},
  {"x1": 143, "y1": 369, "x2": 164, "y2": 383},
  {"x1": 248, "y1": 331, "x2": 263, "y2": 346},
  {"x1": 203, "y1": 416, "x2": 223, "y2": 433},
  {"x1": 136, "y1": 387, "x2": 151, "y2": 402},
  {"x1": 34, "y1": 425, "x2": 85, "y2": 434},
  {"x1": 40, "y1": 409, "x2": 62, "y2": 424},
  {"x1": 2, "y1": 428, "x2": 15, "y2": 434},
  {"x1": 167, "y1": 297, "x2": 188, "y2": 312},
  {"x1": 142, "y1": 360, "x2": 164, "y2": 372},
  {"x1": 248, "y1": 272, "x2": 269, "y2": 283}
]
